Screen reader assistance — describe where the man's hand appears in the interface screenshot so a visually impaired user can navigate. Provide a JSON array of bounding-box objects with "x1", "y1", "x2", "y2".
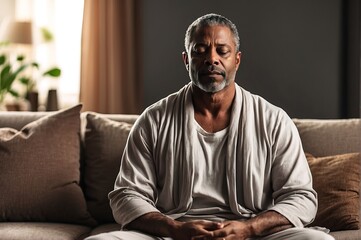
[
  {"x1": 192, "y1": 221, "x2": 250, "y2": 240},
  {"x1": 170, "y1": 220, "x2": 224, "y2": 240},
  {"x1": 126, "y1": 212, "x2": 223, "y2": 240},
  {"x1": 192, "y1": 211, "x2": 293, "y2": 240},
  {"x1": 127, "y1": 211, "x2": 292, "y2": 240}
]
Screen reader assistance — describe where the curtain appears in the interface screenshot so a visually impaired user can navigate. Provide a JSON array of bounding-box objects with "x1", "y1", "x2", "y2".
[{"x1": 80, "y1": 0, "x2": 142, "y2": 114}]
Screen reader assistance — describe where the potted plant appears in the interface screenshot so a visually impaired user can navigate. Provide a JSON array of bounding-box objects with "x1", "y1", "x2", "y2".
[
  {"x1": 0, "y1": 52, "x2": 61, "y2": 111},
  {"x1": 0, "y1": 53, "x2": 33, "y2": 110},
  {"x1": 19, "y1": 62, "x2": 61, "y2": 111}
]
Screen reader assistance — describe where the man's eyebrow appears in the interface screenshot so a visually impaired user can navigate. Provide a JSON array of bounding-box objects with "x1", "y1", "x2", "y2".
[
  {"x1": 216, "y1": 43, "x2": 233, "y2": 48},
  {"x1": 193, "y1": 42, "x2": 208, "y2": 46},
  {"x1": 193, "y1": 42, "x2": 230, "y2": 47}
]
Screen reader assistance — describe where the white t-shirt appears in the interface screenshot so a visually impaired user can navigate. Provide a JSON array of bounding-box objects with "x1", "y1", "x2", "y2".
[{"x1": 182, "y1": 119, "x2": 238, "y2": 221}]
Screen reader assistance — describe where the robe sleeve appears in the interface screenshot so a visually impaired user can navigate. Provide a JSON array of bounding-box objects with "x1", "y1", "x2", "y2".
[
  {"x1": 267, "y1": 112, "x2": 317, "y2": 227},
  {"x1": 108, "y1": 112, "x2": 160, "y2": 228}
]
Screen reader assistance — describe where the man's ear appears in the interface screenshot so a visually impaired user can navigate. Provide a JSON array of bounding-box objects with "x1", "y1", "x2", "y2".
[
  {"x1": 182, "y1": 51, "x2": 189, "y2": 70},
  {"x1": 235, "y1": 51, "x2": 242, "y2": 70}
]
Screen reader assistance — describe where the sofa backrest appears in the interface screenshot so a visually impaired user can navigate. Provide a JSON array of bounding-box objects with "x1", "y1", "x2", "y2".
[
  {"x1": 2, "y1": 112, "x2": 358, "y2": 158},
  {"x1": 293, "y1": 118, "x2": 361, "y2": 157},
  {"x1": 0, "y1": 111, "x2": 50, "y2": 129},
  {"x1": 80, "y1": 112, "x2": 139, "y2": 139}
]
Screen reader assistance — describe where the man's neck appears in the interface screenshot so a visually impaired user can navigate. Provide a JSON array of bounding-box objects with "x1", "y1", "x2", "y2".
[{"x1": 191, "y1": 82, "x2": 235, "y2": 133}]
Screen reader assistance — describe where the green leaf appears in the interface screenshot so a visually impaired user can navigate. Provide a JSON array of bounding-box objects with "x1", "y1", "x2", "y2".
[
  {"x1": 0, "y1": 65, "x2": 11, "y2": 89},
  {"x1": 3, "y1": 64, "x2": 30, "y2": 90},
  {"x1": 43, "y1": 67, "x2": 61, "y2": 77},
  {"x1": 0, "y1": 55, "x2": 5, "y2": 65},
  {"x1": 19, "y1": 77, "x2": 30, "y2": 85},
  {"x1": 17, "y1": 55, "x2": 25, "y2": 61},
  {"x1": 3, "y1": 73, "x2": 16, "y2": 90},
  {"x1": 31, "y1": 62, "x2": 39, "y2": 68},
  {"x1": 1, "y1": 65, "x2": 11, "y2": 77},
  {"x1": 41, "y1": 27, "x2": 54, "y2": 42},
  {"x1": 8, "y1": 89, "x2": 19, "y2": 98}
]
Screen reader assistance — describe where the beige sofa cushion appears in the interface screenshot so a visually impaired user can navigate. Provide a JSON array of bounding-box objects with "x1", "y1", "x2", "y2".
[
  {"x1": 0, "y1": 222, "x2": 91, "y2": 240},
  {"x1": 293, "y1": 119, "x2": 361, "y2": 157},
  {"x1": 0, "y1": 105, "x2": 96, "y2": 226},
  {"x1": 307, "y1": 153, "x2": 360, "y2": 231},
  {"x1": 83, "y1": 113, "x2": 133, "y2": 223}
]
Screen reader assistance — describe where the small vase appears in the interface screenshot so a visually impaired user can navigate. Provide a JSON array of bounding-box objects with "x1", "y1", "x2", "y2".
[
  {"x1": 46, "y1": 89, "x2": 58, "y2": 111},
  {"x1": 27, "y1": 91, "x2": 39, "y2": 111}
]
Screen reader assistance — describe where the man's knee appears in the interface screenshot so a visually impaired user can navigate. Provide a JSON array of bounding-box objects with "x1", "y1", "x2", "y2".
[
  {"x1": 85, "y1": 233, "x2": 119, "y2": 240},
  {"x1": 292, "y1": 228, "x2": 335, "y2": 240},
  {"x1": 264, "y1": 228, "x2": 335, "y2": 240},
  {"x1": 84, "y1": 230, "x2": 161, "y2": 240},
  {"x1": 305, "y1": 230, "x2": 335, "y2": 240}
]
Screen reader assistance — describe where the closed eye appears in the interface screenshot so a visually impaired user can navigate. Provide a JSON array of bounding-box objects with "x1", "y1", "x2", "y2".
[
  {"x1": 217, "y1": 46, "x2": 231, "y2": 56},
  {"x1": 193, "y1": 45, "x2": 207, "y2": 55}
]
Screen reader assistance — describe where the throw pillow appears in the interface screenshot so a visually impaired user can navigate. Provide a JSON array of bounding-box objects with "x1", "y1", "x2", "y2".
[
  {"x1": 306, "y1": 152, "x2": 360, "y2": 231},
  {"x1": 83, "y1": 113, "x2": 133, "y2": 223},
  {"x1": 0, "y1": 104, "x2": 97, "y2": 226}
]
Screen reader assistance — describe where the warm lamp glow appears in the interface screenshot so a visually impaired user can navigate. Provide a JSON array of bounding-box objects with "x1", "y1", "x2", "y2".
[{"x1": 0, "y1": 21, "x2": 33, "y2": 45}]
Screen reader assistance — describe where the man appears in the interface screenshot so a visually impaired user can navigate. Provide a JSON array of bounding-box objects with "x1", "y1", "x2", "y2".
[{"x1": 87, "y1": 13, "x2": 334, "y2": 240}]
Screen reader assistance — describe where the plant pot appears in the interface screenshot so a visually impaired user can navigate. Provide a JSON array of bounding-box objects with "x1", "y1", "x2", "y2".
[
  {"x1": 46, "y1": 89, "x2": 58, "y2": 111},
  {"x1": 27, "y1": 91, "x2": 39, "y2": 111}
]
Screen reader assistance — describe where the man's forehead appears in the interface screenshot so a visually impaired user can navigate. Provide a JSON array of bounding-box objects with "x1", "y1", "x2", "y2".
[
  {"x1": 193, "y1": 24, "x2": 231, "y2": 34},
  {"x1": 190, "y1": 25, "x2": 235, "y2": 45}
]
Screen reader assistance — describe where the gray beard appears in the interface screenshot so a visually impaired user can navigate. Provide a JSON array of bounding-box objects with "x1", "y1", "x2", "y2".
[{"x1": 193, "y1": 79, "x2": 229, "y2": 93}]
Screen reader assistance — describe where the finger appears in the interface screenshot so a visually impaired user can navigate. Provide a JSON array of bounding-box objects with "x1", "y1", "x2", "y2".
[
  {"x1": 190, "y1": 227, "x2": 213, "y2": 237},
  {"x1": 198, "y1": 221, "x2": 224, "y2": 230},
  {"x1": 210, "y1": 228, "x2": 228, "y2": 238}
]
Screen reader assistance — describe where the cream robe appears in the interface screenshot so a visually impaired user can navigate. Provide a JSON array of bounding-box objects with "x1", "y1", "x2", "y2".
[{"x1": 109, "y1": 83, "x2": 317, "y2": 229}]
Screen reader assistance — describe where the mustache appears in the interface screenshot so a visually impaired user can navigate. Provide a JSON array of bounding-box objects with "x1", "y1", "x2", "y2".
[{"x1": 199, "y1": 66, "x2": 226, "y2": 76}]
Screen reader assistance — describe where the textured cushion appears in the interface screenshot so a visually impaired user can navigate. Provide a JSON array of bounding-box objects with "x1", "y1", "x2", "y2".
[
  {"x1": 330, "y1": 229, "x2": 361, "y2": 240},
  {"x1": 0, "y1": 222, "x2": 91, "y2": 240},
  {"x1": 307, "y1": 153, "x2": 360, "y2": 231},
  {"x1": 89, "y1": 223, "x2": 121, "y2": 236},
  {"x1": 0, "y1": 105, "x2": 96, "y2": 226},
  {"x1": 293, "y1": 119, "x2": 361, "y2": 157},
  {"x1": 83, "y1": 113, "x2": 133, "y2": 223}
]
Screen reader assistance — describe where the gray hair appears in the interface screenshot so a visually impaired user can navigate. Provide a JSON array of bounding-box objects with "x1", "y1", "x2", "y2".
[{"x1": 184, "y1": 13, "x2": 240, "y2": 53}]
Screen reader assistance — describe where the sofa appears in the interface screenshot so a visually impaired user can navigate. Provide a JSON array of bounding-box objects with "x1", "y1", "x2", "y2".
[{"x1": 0, "y1": 104, "x2": 359, "y2": 240}]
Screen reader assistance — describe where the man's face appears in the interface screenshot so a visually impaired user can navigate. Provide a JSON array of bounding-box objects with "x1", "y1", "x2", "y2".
[{"x1": 183, "y1": 25, "x2": 241, "y2": 93}]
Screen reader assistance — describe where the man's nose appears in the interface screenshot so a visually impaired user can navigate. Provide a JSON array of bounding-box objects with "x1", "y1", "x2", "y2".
[{"x1": 204, "y1": 48, "x2": 219, "y2": 65}]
